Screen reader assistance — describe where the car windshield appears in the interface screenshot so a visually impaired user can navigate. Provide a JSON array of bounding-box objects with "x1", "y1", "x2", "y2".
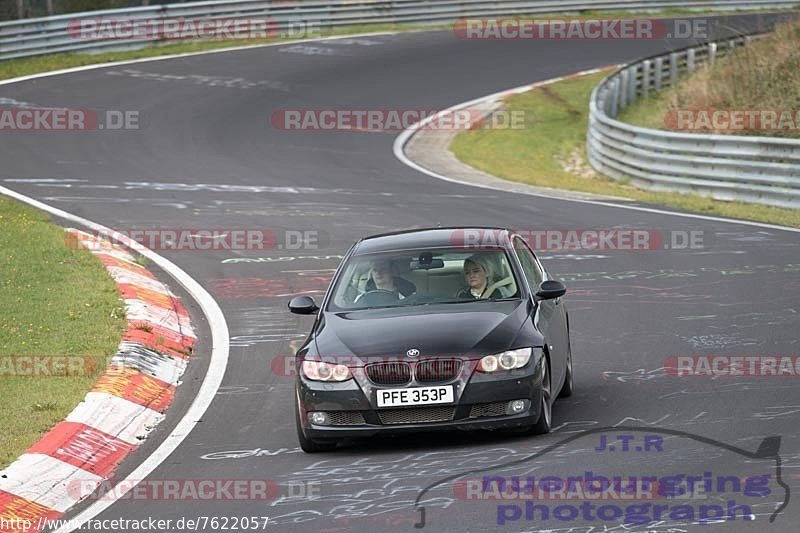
[{"x1": 327, "y1": 247, "x2": 521, "y2": 311}]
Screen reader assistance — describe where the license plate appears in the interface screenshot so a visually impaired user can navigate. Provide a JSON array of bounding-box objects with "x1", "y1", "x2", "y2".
[{"x1": 376, "y1": 385, "x2": 454, "y2": 407}]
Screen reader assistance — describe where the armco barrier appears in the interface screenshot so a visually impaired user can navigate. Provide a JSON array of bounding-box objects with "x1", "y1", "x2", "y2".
[
  {"x1": 588, "y1": 35, "x2": 800, "y2": 208},
  {"x1": 1, "y1": 0, "x2": 800, "y2": 60}
]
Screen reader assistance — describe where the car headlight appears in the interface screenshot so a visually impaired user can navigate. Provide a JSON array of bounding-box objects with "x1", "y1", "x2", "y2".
[
  {"x1": 301, "y1": 360, "x2": 352, "y2": 382},
  {"x1": 478, "y1": 348, "x2": 532, "y2": 372}
]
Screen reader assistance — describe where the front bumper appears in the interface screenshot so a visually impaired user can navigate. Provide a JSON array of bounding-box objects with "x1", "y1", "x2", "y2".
[{"x1": 297, "y1": 358, "x2": 545, "y2": 440}]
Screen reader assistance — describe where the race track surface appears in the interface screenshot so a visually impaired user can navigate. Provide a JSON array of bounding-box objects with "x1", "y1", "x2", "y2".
[{"x1": 2, "y1": 12, "x2": 799, "y2": 532}]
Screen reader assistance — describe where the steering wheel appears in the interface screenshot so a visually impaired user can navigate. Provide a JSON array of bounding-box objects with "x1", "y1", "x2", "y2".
[{"x1": 354, "y1": 289, "x2": 399, "y2": 306}]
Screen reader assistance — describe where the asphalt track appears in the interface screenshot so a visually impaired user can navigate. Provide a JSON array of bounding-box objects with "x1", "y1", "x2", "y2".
[{"x1": 2, "y1": 12, "x2": 800, "y2": 533}]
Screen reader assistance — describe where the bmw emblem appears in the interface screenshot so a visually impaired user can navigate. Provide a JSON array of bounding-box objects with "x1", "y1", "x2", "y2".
[{"x1": 406, "y1": 349, "x2": 420, "y2": 358}]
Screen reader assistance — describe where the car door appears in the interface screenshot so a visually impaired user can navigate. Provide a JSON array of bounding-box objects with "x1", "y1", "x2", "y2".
[{"x1": 512, "y1": 236, "x2": 567, "y2": 390}]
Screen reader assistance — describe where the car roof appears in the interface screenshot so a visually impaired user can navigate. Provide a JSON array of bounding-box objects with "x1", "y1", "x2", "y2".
[{"x1": 352, "y1": 227, "x2": 513, "y2": 255}]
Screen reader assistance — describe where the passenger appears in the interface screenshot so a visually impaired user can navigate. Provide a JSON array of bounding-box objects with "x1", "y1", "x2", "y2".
[
  {"x1": 456, "y1": 255, "x2": 501, "y2": 300},
  {"x1": 363, "y1": 258, "x2": 416, "y2": 299}
]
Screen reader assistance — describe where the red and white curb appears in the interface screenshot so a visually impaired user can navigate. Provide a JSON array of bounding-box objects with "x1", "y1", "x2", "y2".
[{"x1": 0, "y1": 229, "x2": 196, "y2": 532}]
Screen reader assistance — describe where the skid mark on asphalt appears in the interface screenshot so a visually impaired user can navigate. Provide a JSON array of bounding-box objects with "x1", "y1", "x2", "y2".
[
  {"x1": 226, "y1": 306, "x2": 307, "y2": 347},
  {"x1": 560, "y1": 263, "x2": 800, "y2": 283},
  {"x1": 211, "y1": 276, "x2": 330, "y2": 299},
  {"x1": 215, "y1": 384, "x2": 273, "y2": 395},
  {"x1": 539, "y1": 253, "x2": 611, "y2": 261},
  {"x1": 316, "y1": 37, "x2": 386, "y2": 47},
  {"x1": 41, "y1": 196, "x2": 192, "y2": 210},
  {"x1": 222, "y1": 255, "x2": 344, "y2": 264},
  {"x1": 263, "y1": 448, "x2": 536, "y2": 526},
  {"x1": 4, "y1": 179, "x2": 323, "y2": 193},
  {"x1": 192, "y1": 200, "x2": 389, "y2": 218},
  {"x1": 38, "y1": 196, "x2": 390, "y2": 219},
  {"x1": 751, "y1": 406, "x2": 800, "y2": 420},
  {"x1": 659, "y1": 382, "x2": 799, "y2": 400},
  {"x1": 105, "y1": 69, "x2": 291, "y2": 91},
  {"x1": 278, "y1": 44, "x2": 343, "y2": 55},
  {"x1": 682, "y1": 333, "x2": 758, "y2": 349},
  {"x1": 602, "y1": 368, "x2": 670, "y2": 383}
]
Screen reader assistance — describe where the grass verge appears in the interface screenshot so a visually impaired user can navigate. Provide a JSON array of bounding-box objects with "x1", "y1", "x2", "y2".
[
  {"x1": 0, "y1": 196, "x2": 125, "y2": 468},
  {"x1": 618, "y1": 18, "x2": 800, "y2": 138},
  {"x1": 1, "y1": 8, "x2": 792, "y2": 82},
  {"x1": 450, "y1": 71, "x2": 800, "y2": 228}
]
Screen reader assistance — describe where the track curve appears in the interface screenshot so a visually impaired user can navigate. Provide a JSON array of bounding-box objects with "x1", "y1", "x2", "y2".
[{"x1": 2, "y1": 13, "x2": 799, "y2": 532}]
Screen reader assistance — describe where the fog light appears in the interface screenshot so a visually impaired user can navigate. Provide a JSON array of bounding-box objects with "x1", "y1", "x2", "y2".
[
  {"x1": 508, "y1": 400, "x2": 526, "y2": 414},
  {"x1": 308, "y1": 412, "x2": 329, "y2": 425}
]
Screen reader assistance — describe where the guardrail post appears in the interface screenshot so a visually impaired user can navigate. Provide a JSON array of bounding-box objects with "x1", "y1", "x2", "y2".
[
  {"x1": 669, "y1": 52, "x2": 678, "y2": 85},
  {"x1": 629, "y1": 66, "x2": 639, "y2": 104},
  {"x1": 609, "y1": 79, "x2": 619, "y2": 117},
  {"x1": 16, "y1": 0, "x2": 24, "y2": 19},
  {"x1": 708, "y1": 42, "x2": 717, "y2": 63},
  {"x1": 619, "y1": 69, "x2": 629, "y2": 109},
  {"x1": 159, "y1": 4, "x2": 170, "y2": 43},
  {"x1": 654, "y1": 56, "x2": 663, "y2": 91},
  {"x1": 687, "y1": 48, "x2": 696, "y2": 73},
  {"x1": 642, "y1": 60, "x2": 651, "y2": 98}
]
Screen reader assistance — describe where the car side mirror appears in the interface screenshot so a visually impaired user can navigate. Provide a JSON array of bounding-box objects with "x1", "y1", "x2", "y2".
[
  {"x1": 288, "y1": 296, "x2": 319, "y2": 314},
  {"x1": 535, "y1": 280, "x2": 566, "y2": 300}
]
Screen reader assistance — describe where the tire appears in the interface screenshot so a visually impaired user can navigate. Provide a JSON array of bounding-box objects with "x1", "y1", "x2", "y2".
[
  {"x1": 558, "y1": 341, "x2": 574, "y2": 399},
  {"x1": 530, "y1": 357, "x2": 552, "y2": 435},
  {"x1": 295, "y1": 401, "x2": 337, "y2": 453}
]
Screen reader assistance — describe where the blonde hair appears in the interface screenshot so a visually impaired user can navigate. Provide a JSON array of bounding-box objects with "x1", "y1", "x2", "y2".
[{"x1": 464, "y1": 254, "x2": 494, "y2": 280}]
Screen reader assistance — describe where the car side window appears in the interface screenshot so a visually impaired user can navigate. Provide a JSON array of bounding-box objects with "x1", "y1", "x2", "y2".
[{"x1": 513, "y1": 237, "x2": 543, "y2": 290}]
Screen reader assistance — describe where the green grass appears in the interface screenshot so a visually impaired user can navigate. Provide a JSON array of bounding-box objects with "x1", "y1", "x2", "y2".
[
  {"x1": 450, "y1": 71, "x2": 800, "y2": 228},
  {"x1": 619, "y1": 18, "x2": 800, "y2": 138},
  {"x1": 0, "y1": 196, "x2": 125, "y2": 468},
  {"x1": 1, "y1": 7, "x2": 793, "y2": 81}
]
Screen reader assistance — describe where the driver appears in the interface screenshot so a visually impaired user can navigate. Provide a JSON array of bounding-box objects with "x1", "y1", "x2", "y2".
[
  {"x1": 363, "y1": 258, "x2": 416, "y2": 299},
  {"x1": 456, "y1": 254, "x2": 500, "y2": 300}
]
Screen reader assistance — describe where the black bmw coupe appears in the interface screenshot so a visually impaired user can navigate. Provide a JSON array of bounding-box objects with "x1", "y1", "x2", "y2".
[{"x1": 288, "y1": 228, "x2": 573, "y2": 452}]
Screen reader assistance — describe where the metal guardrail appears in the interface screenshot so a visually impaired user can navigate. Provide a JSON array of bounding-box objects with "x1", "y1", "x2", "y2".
[
  {"x1": 2, "y1": 1, "x2": 799, "y2": 208},
  {"x1": 588, "y1": 34, "x2": 800, "y2": 209},
  {"x1": 2, "y1": 0, "x2": 800, "y2": 60}
]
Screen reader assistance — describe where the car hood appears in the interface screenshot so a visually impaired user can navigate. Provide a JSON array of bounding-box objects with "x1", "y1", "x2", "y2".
[{"x1": 314, "y1": 301, "x2": 529, "y2": 361}]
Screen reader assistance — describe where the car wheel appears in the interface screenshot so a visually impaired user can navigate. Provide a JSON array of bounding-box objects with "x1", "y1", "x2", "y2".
[
  {"x1": 295, "y1": 401, "x2": 337, "y2": 453},
  {"x1": 558, "y1": 342, "x2": 574, "y2": 398},
  {"x1": 530, "y1": 357, "x2": 552, "y2": 435}
]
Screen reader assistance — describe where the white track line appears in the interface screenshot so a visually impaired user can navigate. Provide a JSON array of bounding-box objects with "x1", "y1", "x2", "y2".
[
  {"x1": 0, "y1": 24, "x2": 794, "y2": 530},
  {"x1": 0, "y1": 28, "x2": 407, "y2": 532},
  {"x1": 0, "y1": 185, "x2": 230, "y2": 532},
  {"x1": 0, "y1": 31, "x2": 403, "y2": 87},
  {"x1": 393, "y1": 70, "x2": 800, "y2": 234}
]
